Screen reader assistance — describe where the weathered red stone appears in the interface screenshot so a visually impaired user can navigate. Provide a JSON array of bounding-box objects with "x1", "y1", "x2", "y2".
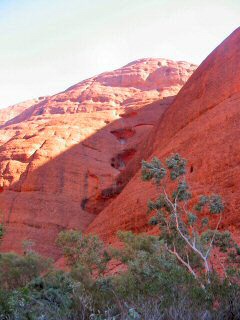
[
  {"x1": 0, "y1": 59, "x2": 195, "y2": 257},
  {"x1": 87, "y1": 28, "x2": 240, "y2": 246}
]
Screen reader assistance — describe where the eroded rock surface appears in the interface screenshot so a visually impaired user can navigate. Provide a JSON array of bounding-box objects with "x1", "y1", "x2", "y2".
[
  {"x1": 87, "y1": 28, "x2": 240, "y2": 245},
  {"x1": 0, "y1": 98, "x2": 46, "y2": 126},
  {"x1": 0, "y1": 58, "x2": 196, "y2": 257}
]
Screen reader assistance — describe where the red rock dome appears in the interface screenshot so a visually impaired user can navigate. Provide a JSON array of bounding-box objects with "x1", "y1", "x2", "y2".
[
  {"x1": 0, "y1": 58, "x2": 196, "y2": 257},
  {"x1": 87, "y1": 28, "x2": 240, "y2": 246}
]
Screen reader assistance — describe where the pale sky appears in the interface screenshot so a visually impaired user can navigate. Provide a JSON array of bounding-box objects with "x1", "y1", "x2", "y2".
[{"x1": 0, "y1": 0, "x2": 239, "y2": 109}]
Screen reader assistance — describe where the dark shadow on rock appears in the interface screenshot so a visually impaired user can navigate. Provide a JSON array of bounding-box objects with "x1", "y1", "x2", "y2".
[{"x1": 0, "y1": 96, "x2": 174, "y2": 258}]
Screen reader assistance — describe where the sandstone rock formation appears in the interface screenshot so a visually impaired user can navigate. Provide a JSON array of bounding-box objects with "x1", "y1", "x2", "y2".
[
  {"x1": 87, "y1": 28, "x2": 240, "y2": 246},
  {"x1": 0, "y1": 98, "x2": 45, "y2": 126},
  {"x1": 0, "y1": 58, "x2": 196, "y2": 257}
]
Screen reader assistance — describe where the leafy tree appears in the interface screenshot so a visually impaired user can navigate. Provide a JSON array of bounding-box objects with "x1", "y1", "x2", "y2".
[
  {"x1": 142, "y1": 154, "x2": 240, "y2": 287},
  {"x1": 57, "y1": 231, "x2": 110, "y2": 284},
  {"x1": 112, "y1": 231, "x2": 205, "y2": 297},
  {"x1": 0, "y1": 251, "x2": 52, "y2": 290}
]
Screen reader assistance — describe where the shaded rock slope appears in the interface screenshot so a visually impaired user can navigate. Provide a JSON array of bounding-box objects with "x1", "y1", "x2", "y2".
[
  {"x1": 0, "y1": 58, "x2": 196, "y2": 257},
  {"x1": 87, "y1": 28, "x2": 240, "y2": 245}
]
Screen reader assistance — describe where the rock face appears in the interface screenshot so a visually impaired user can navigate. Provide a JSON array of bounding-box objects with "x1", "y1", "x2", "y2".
[
  {"x1": 0, "y1": 58, "x2": 196, "y2": 257},
  {"x1": 87, "y1": 28, "x2": 240, "y2": 244},
  {"x1": 0, "y1": 98, "x2": 45, "y2": 126}
]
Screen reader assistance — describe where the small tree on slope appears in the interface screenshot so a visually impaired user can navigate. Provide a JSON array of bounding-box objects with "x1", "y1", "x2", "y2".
[{"x1": 142, "y1": 154, "x2": 240, "y2": 288}]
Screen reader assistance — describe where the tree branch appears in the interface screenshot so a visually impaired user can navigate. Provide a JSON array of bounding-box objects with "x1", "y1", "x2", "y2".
[
  {"x1": 166, "y1": 244, "x2": 197, "y2": 280},
  {"x1": 205, "y1": 214, "x2": 222, "y2": 259}
]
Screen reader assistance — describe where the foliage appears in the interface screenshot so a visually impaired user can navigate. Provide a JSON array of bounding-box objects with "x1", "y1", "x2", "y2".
[
  {"x1": 0, "y1": 251, "x2": 52, "y2": 290},
  {"x1": 141, "y1": 154, "x2": 239, "y2": 287},
  {"x1": 0, "y1": 154, "x2": 239, "y2": 319},
  {"x1": 0, "y1": 211, "x2": 4, "y2": 242},
  {"x1": 0, "y1": 230, "x2": 239, "y2": 319},
  {"x1": 57, "y1": 231, "x2": 110, "y2": 282},
  {"x1": 0, "y1": 224, "x2": 4, "y2": 241},
  {"x1": 0, "y1": 272, "x2": 75, "y2": 320}
]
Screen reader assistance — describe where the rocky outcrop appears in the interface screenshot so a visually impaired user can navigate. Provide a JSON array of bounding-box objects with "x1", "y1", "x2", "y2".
[
  {"x1": 0, "y1": 98, "x2": 46, "y2": 126},
  {"x1": 87, "y1": 28, "x2": 240, "y2": 245},
  {"x1": 0, "y1": 59, "x2": 196, "y2": 257}
]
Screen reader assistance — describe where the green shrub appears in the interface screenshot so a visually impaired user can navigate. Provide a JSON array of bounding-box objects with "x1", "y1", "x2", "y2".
[
  {"x1": 0, "y1": 251, "x2": 52, "y2": 290},
  {"x1": 57, "y1": 231, "x2": 110, "y2": 282}
]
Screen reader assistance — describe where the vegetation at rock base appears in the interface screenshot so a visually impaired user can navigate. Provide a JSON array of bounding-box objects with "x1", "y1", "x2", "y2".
[
  {"x1": 0, "y1": 224, "x2": 3, "y2": 242},
  {"x1": 141, "y1": 154, "x2": 240, "y2": 288},
  {"x1": 0, "y1": 155, "x2": 239, "y2": 319},
  {"x1": 0, "y1": 212, "x2": 5, "y2": 243}
]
